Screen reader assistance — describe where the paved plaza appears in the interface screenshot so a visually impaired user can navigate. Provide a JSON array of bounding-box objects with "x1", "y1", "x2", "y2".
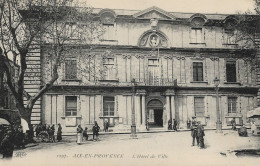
[{"x1": 2, "y1": 130, "x2": 260, "y2": 166}]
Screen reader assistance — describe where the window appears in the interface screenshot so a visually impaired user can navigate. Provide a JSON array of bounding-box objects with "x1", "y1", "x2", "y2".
[
  {"x1": 65, "y1": 23, "x2": 78, "y2": 38},
  {"x1": 228, "y1": 97, "x2": 237, "y2": 113},
  {"x1": 103, "y1": 96, "x2": 115, "y2": 116},
  {"x1": 194, "y1": 97, "x2": 205, "y2": 117},
  {"x1": 148, "y1": 59, "x2": 160, "y2": 85},
  {"x1": 103, "y1": 58, "x2": 116, "y2": 80},
  {"x1": 226, "y1": 61, "x2": 236, "y2": 82},
  {"x1": 223, "y1": 30, "x2": 236, "y2": 44},
  {"x1": 190, "y1": 28, "x2": 203, "y2": 43},
  {"x1": 193, "y1": 62, "x2": 203, "y2": 81},
  {"x1": 103, "y1": 24, "x2": 114, "y2": 40},
  {"x1": 65, "y1": 96, "x2": 77, "y2": 116},
  {"x1": 65, "y1": 59, "x2": 77, "y2": 79}
]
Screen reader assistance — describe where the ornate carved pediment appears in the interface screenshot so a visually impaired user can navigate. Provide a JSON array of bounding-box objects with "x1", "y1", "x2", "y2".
[
  {"x1": 133, "y1": 6, "x2": 176, "y2": 20},
  {"x1": 138, "y1": 31, "x2": 169, "y2": 48}
]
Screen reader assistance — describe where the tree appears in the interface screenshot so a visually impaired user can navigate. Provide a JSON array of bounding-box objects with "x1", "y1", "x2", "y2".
[{"x1": 0, "y1": 0, "x2": 103, "y2": 138}]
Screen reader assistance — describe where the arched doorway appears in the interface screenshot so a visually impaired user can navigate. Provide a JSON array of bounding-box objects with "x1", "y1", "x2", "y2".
[{"x1": 147, "y1": 99, "x2": 164, "y2": 127}]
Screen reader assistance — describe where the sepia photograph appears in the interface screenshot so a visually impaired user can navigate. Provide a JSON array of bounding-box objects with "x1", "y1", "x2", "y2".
[{"x1": 0, "y1": 0, "x2": 260, "y2": 165}]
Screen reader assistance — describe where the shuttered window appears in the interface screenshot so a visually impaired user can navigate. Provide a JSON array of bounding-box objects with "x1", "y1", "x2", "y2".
[
  {"x1": 103, "y1": 24, "x2": 115, "y2": 40},
  {"x1": 191, "y1": 28, "x2": 202, "y2": 43},
  {"x1": 65, "y1": 59, "x2": 77, "y2": 79},
  {"x1": 148, "y1": 59, "x2": 160, "y2": 85},
  {"x1": 226, "y1": 61, "x2": 236, "y2": 82},
  {"x1": 194, "y1": 97, "x2": 205, "y2": 117},
  {"x1": 228, "y1": 97, "x2": 237, "y2": 113},
  {"x1": 103, "y1": 96, "x2": 115, "y2": 116},
  {"x1": 103, "y1": 58, "x2": 116, "y2": 80},
  {"x1": 193, "y1": 62, "x2": 203, "y2": 81},
  {"x1": 65, "y1": 96, "x2": 77, "y2": 116}
]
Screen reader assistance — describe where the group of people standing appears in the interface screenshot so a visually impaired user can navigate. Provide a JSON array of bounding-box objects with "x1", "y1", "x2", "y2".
[
  {"x1": 76, "y1": 121, "x2": 100, "y2": 145},
  {"x1": 35, "y1": 123, "x2": 62, "y2": 142},
  {"x1": 190, "y1": 119, "x2": 205, "y2": 149},
  {"x1": 168, "y1": 119, "x2": 178, "y2": 131}
]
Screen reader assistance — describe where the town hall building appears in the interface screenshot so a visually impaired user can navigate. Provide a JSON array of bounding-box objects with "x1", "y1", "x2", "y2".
[{"x1": 24, "y1": 6, "x2": 259, "y2": 133}]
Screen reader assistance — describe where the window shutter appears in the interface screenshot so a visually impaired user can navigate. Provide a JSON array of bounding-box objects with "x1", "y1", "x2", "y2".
[
  {"x1": 204, "y1": 59, "x2": 207, "y2": 82},
  {"x1": 145, "y1": 58, "x2": 148, "y2": 85},
  {"x1": 115, "y1": 56, "x2": 118, "y2": 80}
]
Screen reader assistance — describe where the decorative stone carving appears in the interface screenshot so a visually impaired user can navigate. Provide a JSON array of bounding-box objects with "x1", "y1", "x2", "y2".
[
  {"x1": 210, "y1": 57, "x2": 219, "y2": 61},
  {"x1": 164, "y1": 55, "x2": 173, "y2": 59},
  {"x1": 138, "y1": 30, "x2": 169, "y2": 48},
  {"x1": 176, "y1": 56, "x2": 185, "y2": 60},
  {"x1": 122, "y1": 54, "x2": 131, "y2": 59}
]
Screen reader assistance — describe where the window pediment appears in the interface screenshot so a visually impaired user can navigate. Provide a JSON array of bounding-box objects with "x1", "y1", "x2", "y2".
[
  {"x1": 133, "y1": 6, "x2": 176, "y2": 20},
  {"x1": 189, "y1": 14, "x2": 207, "y2": 28},
  {"x1": 99, "y1": 9, "x2": 116, "y2": 24}
]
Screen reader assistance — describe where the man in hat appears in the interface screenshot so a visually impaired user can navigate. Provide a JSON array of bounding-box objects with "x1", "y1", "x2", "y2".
[
  {"x1": 191, "y1": 117, "x2": 199, "y2": 146},
  {"x1": 197, "y1": 121, "x2": 205, "y2": 148}
]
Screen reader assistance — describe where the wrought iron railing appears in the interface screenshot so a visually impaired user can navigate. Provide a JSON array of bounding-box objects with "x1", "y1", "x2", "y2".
[{"x1": 133, "y1": 78, "x2": 176, "y2": 86}]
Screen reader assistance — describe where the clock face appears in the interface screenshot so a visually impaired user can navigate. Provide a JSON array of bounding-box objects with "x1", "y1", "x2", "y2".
[{"x1": 149, "y1": 33, "x2": 160, "y2": 47}]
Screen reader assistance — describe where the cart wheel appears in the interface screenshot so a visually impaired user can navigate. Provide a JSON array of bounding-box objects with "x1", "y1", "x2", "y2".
[{"x1": 39, "y1": 132, "x2": 49, "y2": 142}]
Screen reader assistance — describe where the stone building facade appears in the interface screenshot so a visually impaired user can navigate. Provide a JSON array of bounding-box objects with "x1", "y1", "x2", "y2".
[{"x1": 25, "y1": 6, "x2": 259, "y2": 133}]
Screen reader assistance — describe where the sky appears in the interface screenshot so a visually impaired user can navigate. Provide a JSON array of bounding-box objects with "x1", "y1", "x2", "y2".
[{"x1": 84, "y1": 0, "x2": 256, "y2": 14}]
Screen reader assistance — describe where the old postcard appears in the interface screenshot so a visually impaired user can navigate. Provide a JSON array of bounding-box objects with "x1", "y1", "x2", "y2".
[{"x1": 0, "y1": 0, "x2": 259, "y2": 165}]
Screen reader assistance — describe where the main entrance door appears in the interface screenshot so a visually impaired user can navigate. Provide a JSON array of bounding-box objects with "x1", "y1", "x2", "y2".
[{"x1": 147, "y1": 99, "x2": 164, "y2": 128}]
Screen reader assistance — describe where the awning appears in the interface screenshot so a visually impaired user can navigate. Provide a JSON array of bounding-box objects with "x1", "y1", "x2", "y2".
[
  {"x1": 0, "y1": 118, "x2": 10, "y2": 125},
  {"x1": 247, "y1": 107, "x2": 260, "y2": 118}
]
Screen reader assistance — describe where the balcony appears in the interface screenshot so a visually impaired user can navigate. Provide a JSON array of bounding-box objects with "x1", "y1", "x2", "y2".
[{"x1": 133, "y1": 78, "x2": 177, "y2": 86}]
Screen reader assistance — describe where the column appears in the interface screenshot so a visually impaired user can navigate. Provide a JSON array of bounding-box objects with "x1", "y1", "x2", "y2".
[
  {"x1": 135, "y1": 95, "x2": 141, "y2": 126},
  {"x1": 141, "y1": 95, "x2": 146, "y2": 127},
  {"x1": 171, "y1": 96, "x2": 175, "y2": 119},
  {"x1": 166, "y1": 96, "x2": 171, "y2": 121},
  {"x1": 164, "y1": 89, "x2": 175, "y2": 129}
]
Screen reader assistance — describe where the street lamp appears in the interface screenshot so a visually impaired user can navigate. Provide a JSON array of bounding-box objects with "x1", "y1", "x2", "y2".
[
  {"x1": 214, "y1": 77, "x2": 222, "y2": 133},
  {"x1": 131, "y1": 78, "x2": 137, "y2": 137}
]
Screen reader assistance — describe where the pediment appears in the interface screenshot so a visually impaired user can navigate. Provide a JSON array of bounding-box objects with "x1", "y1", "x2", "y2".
[{"x1": 133, "y1": 6, "x2": 176, "y2": 20}]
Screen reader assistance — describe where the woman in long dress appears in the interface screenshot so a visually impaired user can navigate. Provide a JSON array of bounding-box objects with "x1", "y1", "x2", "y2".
[
  {"x1": 76, "y1": 125, "x2": 83, "y2": 144},
  {"x1": 57, "y1": 124, "x2": 62, "y2": 142}
]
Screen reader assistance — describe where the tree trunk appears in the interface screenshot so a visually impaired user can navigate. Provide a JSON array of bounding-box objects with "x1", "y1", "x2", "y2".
[{"x1": 19, "y1": 107, "x2": 35, "y2": 143}]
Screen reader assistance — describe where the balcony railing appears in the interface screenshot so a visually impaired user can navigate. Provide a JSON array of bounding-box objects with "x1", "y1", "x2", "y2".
[{"x1": 133, "y1": 78, "x2": 176, "y2": 86}]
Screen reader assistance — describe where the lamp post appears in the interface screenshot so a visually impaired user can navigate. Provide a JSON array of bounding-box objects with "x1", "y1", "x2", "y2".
[
  {"x1": 131, "y1": 78, "x2": 137, "y2": 137},
  {"x1": 214, "y1": 77, "x2": 222, "y2": 133}
]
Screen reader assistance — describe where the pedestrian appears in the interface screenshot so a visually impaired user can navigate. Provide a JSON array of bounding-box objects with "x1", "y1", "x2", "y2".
[
  {"x1": 76, "y1": 125, "x2": 83, "y2": 145},
  {"x1": 191, "y1": 121, "x2": 199, "y2": 146},
  {"x1": 1, "y1": 129, "x2": 14, "y2": 159},
  {"x1": 14, "y1": 125, "x2": 25, "y2": 148},
  {"x1": 168, "y1": 119, "x2": 172, "y2": 130},
  {"x1": 92, "y1": 121, "x2": 100, "y2": 140},
  {"x1": 104, "y1": 120, "x2": 109, "y2": 132},
  {"x1": 187, "y1": 119, "x2": 191, "y2": 129},
  {"x1": 173, "y1": 119, "x2": 178, "y2": 131},
  {"x1": 251, "y1": 121, "x2": 256, "y2": 135},
  {"x1": 50, "y1": 124, "x2": 55, "y2": 142},
  {"x1": 57, "y1": 123, "x2": 62, "y2": 142},
  {"x1": 231, "y1": 118, "x2": 236, "y2": 130},
  {"x1": 197, "y1": 121, "x2": 205, "y2": 149},
  {"x1": 83, "y1": 127, "x2": 89, "y2": 141}
]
